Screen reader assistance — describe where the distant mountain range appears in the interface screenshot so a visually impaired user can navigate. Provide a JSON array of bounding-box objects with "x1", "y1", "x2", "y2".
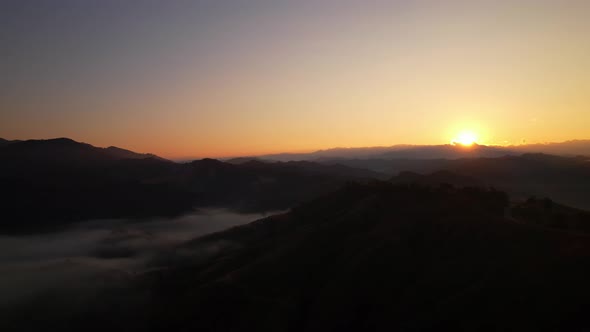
[
  {"x1": 508, "y1": 140, "x2": 590, "y2": 156},
  {"x1": 0, "y1": 138, "x2": 381, "y2": 233},
  {"x1": 1, "y1": 137, "x2": 589, "y2": 233},
  {"x1": 236, "y1": 142, "x2": 584, "y2": 213},
  {"x1": 254, "y1": 140, "x2": 590, "y2": 161}
]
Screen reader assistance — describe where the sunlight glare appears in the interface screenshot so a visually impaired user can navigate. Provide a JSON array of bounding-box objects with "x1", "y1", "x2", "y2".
[{"x1": 452, "y1": 131, "x2": 478, "y2": 146}]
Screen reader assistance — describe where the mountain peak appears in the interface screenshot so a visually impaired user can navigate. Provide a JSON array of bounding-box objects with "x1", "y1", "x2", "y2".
[
  {"x1": 0, "y1": 137, "x2": 166, "y2": 163},
  {"x1": 48, "y1": 137, "x2": 77, "y2": 143}
]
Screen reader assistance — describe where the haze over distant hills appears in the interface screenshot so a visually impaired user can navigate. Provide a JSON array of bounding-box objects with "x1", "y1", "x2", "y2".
[
  {"x1": 228, "y1": 140, "x2": 590, "y2": 210},
  {"x1": 508, "y1": 140, "x2": 590, "y2": 156},
  {"x1": 253, "y1": 140, "x2": 590, "y2": 162},
  {"x1": 1, "y1": 137, "x2": 589, "y2": 232}
]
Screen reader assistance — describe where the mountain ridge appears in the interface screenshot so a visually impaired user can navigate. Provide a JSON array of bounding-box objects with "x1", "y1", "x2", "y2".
[
  {"x1": 0, "y1": 138, "x2": 384, "y2": 233},
  {"x1": 256, "y1": 140, "x2": 590, "y2": 162},
  {"x1": 0, "y1": 137, "x2": 169, "y2": 163}
]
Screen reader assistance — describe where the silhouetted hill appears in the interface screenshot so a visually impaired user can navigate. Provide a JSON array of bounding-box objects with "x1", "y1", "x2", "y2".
[
  {"x1": 0, "y1": 138, "x2": 383, "y2": 233},
  {"x1": 3, "y1": 137, "x2": 587, "y2": 234},
  {"x1": 0, "y1": 138, "x2": 97, "y2": 164},
  {"x1": 319, "y1": 154, "x2": 590, "y2": 210},
  {"x1": 512, "y1": 196, "x2": 590, "y2": 233},
  {"x1": 222, "y1": 159, "x2": 384, "y2": 178},
  {"x1": 242, "y1": 160, "x2": 385, "y2": 178},
  {"x1": 225, "y1": 157, "x2": 268, "y2": 164},
  {"x1": 142, "y1": 184, "x2": 590, "y2": 331},
  {"x1": 104, "y1": 146, "x2": 167, "y2": 161},
  {"x1": 178, "y1": 158, "x2": 383, "y2": 212},
  {"x1": 444, "y1": 154, "x2": 590, "y2": 210},
  {"x1": 0, "y1": 138, "x2": 168, "y2": 165},
  {"x1": 391, "y1": 170, "x2": 482, "y2": 187},
  {"x1": 19, "y1": 182, "x2": 589, "y2": 331},
  {"x1": 0, "y1": 138, "x2": 20, "y2": 147}
]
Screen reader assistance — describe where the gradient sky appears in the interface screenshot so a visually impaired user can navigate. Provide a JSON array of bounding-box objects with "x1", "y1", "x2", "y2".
[{"x1": 2, "y1": 0, "x2": 589, "y2": 158}]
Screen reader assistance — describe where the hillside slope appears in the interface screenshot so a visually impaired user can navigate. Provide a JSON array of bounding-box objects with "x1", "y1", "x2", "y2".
[{"x1": 26, "y1": 182, "x2": 588, "y2": 332}]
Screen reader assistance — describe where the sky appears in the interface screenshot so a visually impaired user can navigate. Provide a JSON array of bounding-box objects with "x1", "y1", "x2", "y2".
[{"x1": 2, "y1": 0, "x2": 589, "y2": 158}]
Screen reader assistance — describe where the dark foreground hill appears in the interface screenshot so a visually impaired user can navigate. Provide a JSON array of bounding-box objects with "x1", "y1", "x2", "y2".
[
  {"x1": 151, "y1": 184, "x2": 590, "y2": 332},
  {"x1": 12, "y1": 181, "x2": 588, "y2": 332}
]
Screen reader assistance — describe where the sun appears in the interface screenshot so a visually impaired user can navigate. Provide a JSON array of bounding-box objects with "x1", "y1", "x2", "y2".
[{"x1": 452, "y1": 130, "x2": 478, "y2": 146}]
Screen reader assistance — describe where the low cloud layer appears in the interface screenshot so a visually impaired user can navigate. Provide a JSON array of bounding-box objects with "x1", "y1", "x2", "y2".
[{"x1": 0, "y1": 209, "x2": 274, "y2": 310}]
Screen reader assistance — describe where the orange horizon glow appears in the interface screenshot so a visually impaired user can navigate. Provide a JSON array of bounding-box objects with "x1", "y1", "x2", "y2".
[
  {"x1": 2, "y1": 135, "x2": 588, "y2": 160},
  {"x1": 2, "y1": 2, "x2": 590, "y2": 159}
]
